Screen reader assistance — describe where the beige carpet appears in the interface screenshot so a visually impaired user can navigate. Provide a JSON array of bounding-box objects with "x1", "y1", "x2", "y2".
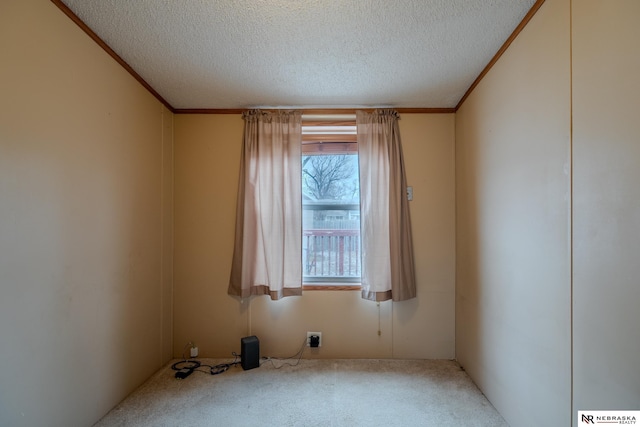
[{"x1": 94, "y1": 358, "x2": 508, "y2": 427}]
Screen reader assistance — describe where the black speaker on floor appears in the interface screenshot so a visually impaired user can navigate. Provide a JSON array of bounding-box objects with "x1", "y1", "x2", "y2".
[{"x1": 241, "y1": 335, "x2": 260, "y2": 370}]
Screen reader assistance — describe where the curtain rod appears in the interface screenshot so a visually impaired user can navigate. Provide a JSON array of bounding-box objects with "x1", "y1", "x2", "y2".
[{"x1": 173, "y1": 108, "x2": 456, "y2": 115}]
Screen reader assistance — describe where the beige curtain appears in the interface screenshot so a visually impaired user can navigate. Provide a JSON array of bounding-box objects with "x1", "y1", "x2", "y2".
[
  {"x1": 228, "y1": 110, "x2": 303, "y2": 300},
  {"x1": 357, "y1": 109, "x2": 416, "y2": 301}
]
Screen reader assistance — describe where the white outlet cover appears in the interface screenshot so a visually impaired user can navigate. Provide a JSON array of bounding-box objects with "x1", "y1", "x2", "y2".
[{"x1": 306, "y1": 331, "x2": 322, "y2": 347}]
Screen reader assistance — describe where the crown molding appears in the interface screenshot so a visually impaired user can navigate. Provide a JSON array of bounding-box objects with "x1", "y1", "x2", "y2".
[
  {"x1": 50, "y1": 0, "x2": 545, "y2": 115},
  {"x1": 455, "y1": 0, "x2": 546, "y2": 111},
  {"x1": 50, "y1": 0, "x2": 176, "y2": 113}
]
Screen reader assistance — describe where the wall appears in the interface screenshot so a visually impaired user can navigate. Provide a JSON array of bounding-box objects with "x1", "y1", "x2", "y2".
[
  {"x1": 456, "y1": 0, "x2": 640, "y2": 425},
  {"x1": 572, "y1": 0, "x2": 640, "y2": 416},
  {"x1": 0, "y1": 1, "x2": 173, "y2": 426},
  {"x1": 173, "y1": 113, "x2": 455, "y2": 360},
  {"x1": 455, "y1": 0, "x2": 572, "y2": 425}
]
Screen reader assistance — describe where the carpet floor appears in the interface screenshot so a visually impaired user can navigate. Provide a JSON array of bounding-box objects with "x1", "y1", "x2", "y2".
[{"x1": 94, "y1": 358, "x2": 508, "y2": 427}]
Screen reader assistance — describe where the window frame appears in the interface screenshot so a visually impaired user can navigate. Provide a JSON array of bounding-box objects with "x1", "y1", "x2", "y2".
[{"x1": 301, "y1": 120, "x2": 361, "y2": 291}]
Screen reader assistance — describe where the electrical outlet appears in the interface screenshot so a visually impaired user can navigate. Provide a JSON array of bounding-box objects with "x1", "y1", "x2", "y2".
[
  {"x1": 306, "y1": 331, "x2": 322, "y2": 347},
  {"x1": 190, "y1": 346, "x2": 198, "y2": 358}
]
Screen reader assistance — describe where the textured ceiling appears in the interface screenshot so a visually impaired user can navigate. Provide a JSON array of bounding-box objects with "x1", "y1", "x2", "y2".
[{"x1": 59, "y1": 0, "x2": 537, "y2": 110}]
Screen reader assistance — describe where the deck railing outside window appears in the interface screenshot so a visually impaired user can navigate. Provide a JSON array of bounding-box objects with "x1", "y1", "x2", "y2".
[{"x1": 303, "y1": 229, "x2": 360, "y2": 280}]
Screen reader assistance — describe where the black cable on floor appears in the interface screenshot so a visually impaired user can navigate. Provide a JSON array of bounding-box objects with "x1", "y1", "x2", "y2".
[
  {"x1": 197, "y1": 353, "x2": 241, "y2": 375},
  {"x1": 171, "y1": 360, "x2": 201, "y2": 371},
  {"x1": 260, "y1": 338, "x2": 307, "y2": 369},
  {"x1": 171, "y1": 353, "x2": 241, "y2": 377},
  {"x1": 172, "y1": 339, "x2": 308, "y2": 378}
]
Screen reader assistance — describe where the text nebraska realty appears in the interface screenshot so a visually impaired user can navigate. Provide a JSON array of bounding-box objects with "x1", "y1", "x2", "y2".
[{"x1": 583, "y1": 414, "x2": 636, "y2": 425}]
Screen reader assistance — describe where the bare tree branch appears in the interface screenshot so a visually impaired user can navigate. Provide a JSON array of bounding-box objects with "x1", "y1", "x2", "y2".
[{"x1": 302, "y1": 154, "x2": 358, "y2": 201}]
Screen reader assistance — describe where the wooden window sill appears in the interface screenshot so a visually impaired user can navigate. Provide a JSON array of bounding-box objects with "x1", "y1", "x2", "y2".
[{"x1": 303, "y1": 284, "x2": 361, "y2": 291}]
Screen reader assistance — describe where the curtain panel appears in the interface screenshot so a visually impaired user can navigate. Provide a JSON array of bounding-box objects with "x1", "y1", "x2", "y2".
[
  {"x1": 228, "y1": 110, "x2": 303, "y2": 300},
  {"x1": 357, "y1": 109, "x2": 417, "y2": 301}
]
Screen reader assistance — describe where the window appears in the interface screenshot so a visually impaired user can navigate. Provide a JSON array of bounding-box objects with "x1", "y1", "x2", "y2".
[
  {"x1": 229, "y1": 109, "x2": 415, "y2": 301},
  {"x1": 301, "y1": 121, "x2": 360, "y2": 287}
]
